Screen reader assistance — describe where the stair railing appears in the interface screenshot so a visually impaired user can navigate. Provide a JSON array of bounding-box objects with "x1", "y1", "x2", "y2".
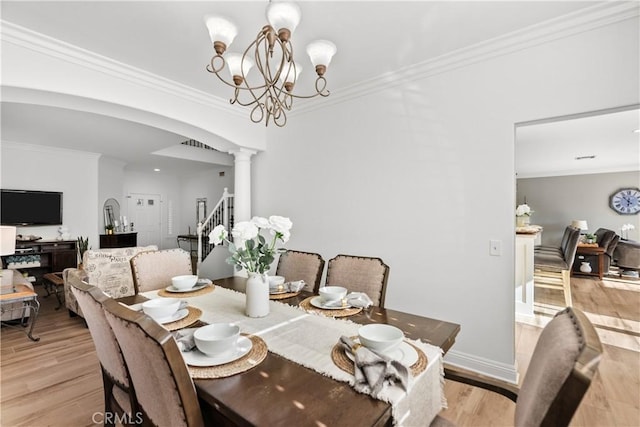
[{"x1": 197, "y1": 188, "x2": 234, "y2": 273}]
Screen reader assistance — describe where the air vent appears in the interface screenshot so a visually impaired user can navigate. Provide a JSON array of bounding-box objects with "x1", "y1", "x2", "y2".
[{"x1": 575, "y1": 155, "x2": 596, "y2": 160}]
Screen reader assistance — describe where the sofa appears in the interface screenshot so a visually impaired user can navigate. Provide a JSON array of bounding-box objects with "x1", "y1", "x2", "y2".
[
  {"x1": 614, "y1": 239, "x2": 640, "y2": 272},
  {"x1": 64, "y1": 245, "x2": 157, "y2": 317}
]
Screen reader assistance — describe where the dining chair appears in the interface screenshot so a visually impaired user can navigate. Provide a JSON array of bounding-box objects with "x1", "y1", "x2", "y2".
[
  {"x1": 275, "y1": 249, "x2": 325, "y2": 293},
  {"x1": 325, "y1": 254, "x2": 390, "y2": 307},
  {"x1": 102, "y1": 297, "x2": 205, "y2": 427},
  {"x1": 67, "y1": 269, "x2": 138, "y2": 426},
  {"x1": 435, "y1": 307, "x2": 603, "y2": 427},
  {"x1": 130, "y1": 248, "x2": 193, "y2": 293}
]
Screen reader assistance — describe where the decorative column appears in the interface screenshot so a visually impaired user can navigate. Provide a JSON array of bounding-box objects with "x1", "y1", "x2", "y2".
[{"x1": 229, "y1": 148, "x2": 256, "y2": 223}]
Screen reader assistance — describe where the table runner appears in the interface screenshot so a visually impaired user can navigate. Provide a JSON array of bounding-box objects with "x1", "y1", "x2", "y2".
[{"x1": 144, "y1": 287, "x2": 445, "y2": 426}]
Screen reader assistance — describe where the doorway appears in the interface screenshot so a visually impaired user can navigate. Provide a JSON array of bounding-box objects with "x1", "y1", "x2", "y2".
[{"x1": 127, "y1": 193, "x2": 161, "y2": 247}]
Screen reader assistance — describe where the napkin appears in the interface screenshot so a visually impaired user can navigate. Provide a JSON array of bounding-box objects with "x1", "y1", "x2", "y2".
[
  {"x1": 172, "y1": 327, "x2": 198, "y2": 352},
  {"x1": 339, "y1": 335, "x2": 409, "y2": 398},
  {"x1": 322, "y1": 292, "x2": 373, "y2": 308},
  {"x1": 270, "y1": 280, "x2": 306, "y2": 293}
]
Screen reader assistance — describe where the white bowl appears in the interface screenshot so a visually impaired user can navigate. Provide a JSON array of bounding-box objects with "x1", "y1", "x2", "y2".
[
  {"x1": 171, "y1": 274, "x2": 198, "y2": 290},
  {"x1": 268, "y1": 275, "x2": 285, "y2": 287},
  {"x1": 194, "y1": 323, "x2": 240, "y2": 356},
  {"x1": 319, "y1": 286, "x2": 347, "y2": 303},
  {"x1": 358, "y1": 324, "x2": 404, "y2": 354},
  {"x1": 142, "y1": 298, "x2": 181, "y2": 320}
]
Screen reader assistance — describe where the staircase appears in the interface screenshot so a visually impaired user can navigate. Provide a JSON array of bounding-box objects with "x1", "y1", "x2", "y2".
[{"x1": 197, "y1": 188, "x2": 234, "y2": 269}]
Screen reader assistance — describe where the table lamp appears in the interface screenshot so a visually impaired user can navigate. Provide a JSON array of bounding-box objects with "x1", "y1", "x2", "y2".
[
  {"x1": 1, "y1": 226, "x2": 17, "y2": 286},
  {"x1": 571, "y1": 220, "x2": 588, "y2": 231}
]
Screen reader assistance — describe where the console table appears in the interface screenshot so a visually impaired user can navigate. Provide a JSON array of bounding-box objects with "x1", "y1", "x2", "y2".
[
  {"x1": 1, "y1": 240, "x2": 77, "y2": 285},
  {"x1": 99, "y1": 232, "x2": 137, "y2": 248}
]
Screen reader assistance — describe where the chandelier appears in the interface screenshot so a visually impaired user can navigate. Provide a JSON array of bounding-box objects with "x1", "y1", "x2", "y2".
[{"x1": 205, "y1": 2, "x2": 337, "y2": 127}]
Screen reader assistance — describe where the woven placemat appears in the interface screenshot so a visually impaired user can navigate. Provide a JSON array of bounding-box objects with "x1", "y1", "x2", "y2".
[
  {"x1": 269, "y1": 291, "x2": 301, "y2": 300},
  {"x1": 162, "y1": 306, "x2": 202, "y2": 331},
  {"x1": 187, "y1": 334, "x2": 268, "y2": 379},
  {"x1": 299, "y1": 296, "x2": 363, "y2": 318},
  {"x1": 157, "y1": 284, "x2": 215, "y2": 298},
  {"x1": 331, "y1": 338, "x2": 427, "y2": 377}
]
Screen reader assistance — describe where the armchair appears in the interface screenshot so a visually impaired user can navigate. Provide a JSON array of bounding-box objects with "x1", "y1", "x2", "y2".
[
  {"x1": 614, "y1": 239, "x2": 640, "y2": 272},
  {"x1": 593, "y1": 228, "x2": 620, "y2": 273}
]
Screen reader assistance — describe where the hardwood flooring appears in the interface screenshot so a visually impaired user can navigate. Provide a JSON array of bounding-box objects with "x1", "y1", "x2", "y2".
[{"x1": 1, "y1": 276, "x2": 638, "y2": 426}]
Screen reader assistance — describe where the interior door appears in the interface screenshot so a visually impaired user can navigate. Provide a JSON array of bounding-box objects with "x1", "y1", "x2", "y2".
[{"x1": 127, "y1": 193, "x2": 161, "y2": 247}]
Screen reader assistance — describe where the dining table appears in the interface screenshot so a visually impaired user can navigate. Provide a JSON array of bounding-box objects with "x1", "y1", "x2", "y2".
[{"x1": 144, "y1": 276, "x2": 461, "y2": 427}]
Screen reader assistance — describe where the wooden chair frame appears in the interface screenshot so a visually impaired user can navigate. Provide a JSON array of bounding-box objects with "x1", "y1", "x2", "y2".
[
  {"x1": 275, "y1": 249, "x2": 326, "y2": 293},
  {"x1": 326, "y1": 254, "x2": 390, "y2": 308}
]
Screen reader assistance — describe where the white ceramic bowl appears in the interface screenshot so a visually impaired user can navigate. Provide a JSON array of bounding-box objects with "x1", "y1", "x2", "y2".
[
  {"x1": 142, "y1": 298, "x2": 181, "y2": 320},
  {"x1": 268, "y1": 275, "x2": 285, "y2": 287},
  {"x1": 319, "y1": 286, "x2": 347, "y2": 303},
  {"x1": 171, "y1": 274, "x2": 198, "y2": 290},
  {"x1": 358, "y1": 324, "x2": 404, "y2": 354},
  {"x1": 194, "y1": 323, "x2": 240, "y2": 356}
]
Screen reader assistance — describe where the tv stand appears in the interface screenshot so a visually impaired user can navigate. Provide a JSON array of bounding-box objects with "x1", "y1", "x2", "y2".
[{"x1": 1, "y1": 240, "x2": 77, "y2": 285}]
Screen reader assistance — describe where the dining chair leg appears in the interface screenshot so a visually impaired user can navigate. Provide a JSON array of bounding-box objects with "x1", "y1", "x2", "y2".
[{"x1": 562, "y1": 270, "x2": 572, "y2": 307}]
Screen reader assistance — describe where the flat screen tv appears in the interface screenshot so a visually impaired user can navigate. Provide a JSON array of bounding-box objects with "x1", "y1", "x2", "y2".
[{"x1": 1, "y1": 189, "x2": 63, "y2": 226}]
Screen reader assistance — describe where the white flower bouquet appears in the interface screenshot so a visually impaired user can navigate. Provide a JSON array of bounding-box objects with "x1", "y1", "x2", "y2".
[
  {"x1": 209, "y1": 215, "x2": 292, "y2": 274},
  {"x1": 515, "y1": 204, "x2": 534, "y2": 217}
]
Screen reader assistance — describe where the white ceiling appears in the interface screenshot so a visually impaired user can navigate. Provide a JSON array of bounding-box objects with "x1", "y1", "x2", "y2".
[{"x1": 4, "y1": 1, "x2": 636, "y2": 176}]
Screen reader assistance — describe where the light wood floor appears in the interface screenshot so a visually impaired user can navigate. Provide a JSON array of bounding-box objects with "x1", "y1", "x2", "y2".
[{"x1": 1, "y1": 276, "x2": 638, "y2": 426}]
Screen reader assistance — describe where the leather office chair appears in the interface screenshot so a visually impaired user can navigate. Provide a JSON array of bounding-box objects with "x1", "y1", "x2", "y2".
[
  {"x1": 325, "y1": 254, "x2": 389, "y2": 307},
  {"x1": 275, "y1": 249, "x2": 325, "y2": 293},
  {"x1": 67, "y1": 270, "x2": 138, "y2": 426},
  {"x1": 130, "y1": 248, "x2": 193, "y2": 293},
  {"x1": 434, "y1": 307, "x2": 603, "y2": 427},
  {"x1": 102, "y1": 297, "x2": 205, "y2": 427}
]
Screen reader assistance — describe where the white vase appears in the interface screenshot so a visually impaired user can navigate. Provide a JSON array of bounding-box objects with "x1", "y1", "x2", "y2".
[
  {"x1": 245, "y1": 272, "x2": 270, "y2": 317},
  {"x1": 516, "y1": 216, "x2": 530, "y2": 227},
  {"x1": 580, "y1": 262, "x2": 592, "y2": 273}
]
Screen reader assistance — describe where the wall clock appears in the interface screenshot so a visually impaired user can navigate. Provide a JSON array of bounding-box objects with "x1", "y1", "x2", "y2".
[{"x1": 609, "y1": 187, "x2": 640, "y2": 215}]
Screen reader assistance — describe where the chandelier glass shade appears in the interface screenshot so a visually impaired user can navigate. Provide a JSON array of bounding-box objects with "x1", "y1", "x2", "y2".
[{"x1": 205, "y1": 2, "x2": 337, "y2": 127}]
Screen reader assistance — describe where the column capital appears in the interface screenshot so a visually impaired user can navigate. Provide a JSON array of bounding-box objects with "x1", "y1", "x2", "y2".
[{"x1": 228, "y1": 148, "x2": 257, "y2": 162}]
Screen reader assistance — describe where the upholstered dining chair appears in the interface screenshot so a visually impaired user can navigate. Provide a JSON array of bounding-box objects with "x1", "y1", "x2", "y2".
[
  {"x1": 130, "y1": 248, "x2": 193, "y2": 293},
  {"x1": 102, "y1": 297, "x2": 205, "y2": 427},
  {"x1": 275, "y1": 249, "x2": 325, "y2": 293},
  {"x1": 67, "y1": 270, "x2": 138, "y2": 426},
  {"x1": 434, "y1": 307, "x2": 603, "y2": 427},
  {"x1": 325, "y1": 254, "x2": 390, "y2": 307}
]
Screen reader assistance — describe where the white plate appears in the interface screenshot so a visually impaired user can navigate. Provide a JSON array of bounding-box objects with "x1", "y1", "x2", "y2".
[
  {"x1": 165, "y1": 282, "x2": 209, "y2": 293},
  {"x1": 182, "y1": 336, "x2": 253, "y2": 367},
  {"x1": 346, "y1": 340, "x2": 419, "y2": 366},
  {"x1": 310, "y1": 296, "x2": 351, "y2": 310},
  {"x1": 269, "y1": 288, "x2": 289, "y2": 295},
  {"x1": 154, "y1": 308, "x2": 189, "y2": 324}
]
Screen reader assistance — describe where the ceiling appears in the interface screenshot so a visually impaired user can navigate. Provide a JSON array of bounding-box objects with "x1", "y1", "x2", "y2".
[{"x1": 4, "y1": 1, "x2": 635, "y2": 176}]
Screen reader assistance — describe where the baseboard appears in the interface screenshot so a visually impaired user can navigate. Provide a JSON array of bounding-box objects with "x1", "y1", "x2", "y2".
[{"x1": 444, "y1": 350, "x2": 519, "y2": 385}]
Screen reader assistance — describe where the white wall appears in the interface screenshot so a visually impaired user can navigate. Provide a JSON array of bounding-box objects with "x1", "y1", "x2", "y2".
[
  {"x1": 98, "y1": 156, "x2": 126, "y2": 230},
  {"x1": 518, "y1": 171, "x2": 640, "y2": 245},
  {"x1": 0, "y1": 142, "x2": 100, "y2": 246},
  {"x1": 254, "y1": 17, "x2": 639, "y2": 379}
]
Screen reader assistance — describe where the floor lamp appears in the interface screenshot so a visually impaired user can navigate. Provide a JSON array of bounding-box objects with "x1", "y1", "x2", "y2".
[{"x1": 1, "y1": 226, "x2": 17, "y2": 286}]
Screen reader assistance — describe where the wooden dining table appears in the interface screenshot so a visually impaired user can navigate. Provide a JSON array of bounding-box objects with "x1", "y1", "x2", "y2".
[{"x1": 190, "y1": 277, "x2": 461, "y2": 427}]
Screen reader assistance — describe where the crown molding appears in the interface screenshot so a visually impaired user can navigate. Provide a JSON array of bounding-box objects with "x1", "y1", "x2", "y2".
[
  {"x1": 1, "y1": 140, "x2": 103, "y2": 160},
  {"x1": 0, "y1": 20, "x2": 244, "y2": 119},
  {"x1": 294, "y1": 1, "x2": 640, "y2": 115}
]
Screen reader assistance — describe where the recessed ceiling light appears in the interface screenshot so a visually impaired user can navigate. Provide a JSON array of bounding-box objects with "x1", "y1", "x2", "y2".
[
  {"x1": 154, "y1": 168, "x2": 161, "y2": 172},
  {"x1": 575, "y1": 155, "x2": 596, "y2": 160}
]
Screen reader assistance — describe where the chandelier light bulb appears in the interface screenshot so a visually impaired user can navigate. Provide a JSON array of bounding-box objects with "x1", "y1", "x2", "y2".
[
  {"x1": 279, "y1": 61, "x2": 302, "y2": 91},
  {"x1": 205, "y1": 15, "x2": 238, "y2": 54},
  {"x1": 266, "y1": 2, "x2": 302, "y2": 41},
  {"x1": 225, "y1": 53, "x2": 255, "y2": 85},
  {"x1": 306, "y1": 40, "x2": 337, "y2": 76}
]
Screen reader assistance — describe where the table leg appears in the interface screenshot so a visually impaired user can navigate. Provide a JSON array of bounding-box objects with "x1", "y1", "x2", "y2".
[{"x1": 25, "y1": 299, "x2": 40, "y2": 342}]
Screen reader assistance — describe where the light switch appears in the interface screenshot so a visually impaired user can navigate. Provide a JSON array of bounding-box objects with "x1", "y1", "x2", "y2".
[{"x1": 490, "y1": 240, "x2": 502, "y2": 256}]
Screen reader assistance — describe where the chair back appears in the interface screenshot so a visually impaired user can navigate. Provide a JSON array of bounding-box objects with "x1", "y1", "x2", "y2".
[
  {"x1": 130, "y1": 249, "x2": 193, "y2": 293},
  {"x1": 515, "y1": 307, "x2": 603, "y2": 427},
  {"x1": 326, "y1": 254, "x2": 389, "y2": 307},
  {"x1": 102, "y1": 298, "x2": 204, "y2": 427},
  {"x1": 594, "y1": 228, "x2": 620, "y2": 257},
  {"x1": 276, "y1": 250, "x2": 325, "y2": 293},
  {"x1": 561, "y1": 227, "x2": 581, "y2": 270},
  {"x1": 67, "y1": 270, "x2": 137, "y2": 418}
]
